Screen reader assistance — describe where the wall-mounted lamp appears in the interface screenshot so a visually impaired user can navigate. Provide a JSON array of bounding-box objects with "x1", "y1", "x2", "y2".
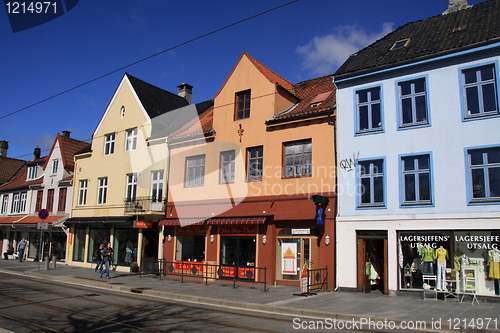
[
  {"x1": 325, "y1": 235, "x2": 330, "y2": 246},
  {"x1": 262, "y1": 235, "x2": 267, "y2": 245},
  {"x1": 210, "y1": 235, "x2": 215, "y2": 243},
  {"x1": 167, "y1": 235, "x2": 172, "y2": 242}
]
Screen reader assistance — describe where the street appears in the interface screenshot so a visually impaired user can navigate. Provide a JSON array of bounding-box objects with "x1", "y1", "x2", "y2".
[{"x1": 0, "y1": 271, "x2": 313, "y2": 333}]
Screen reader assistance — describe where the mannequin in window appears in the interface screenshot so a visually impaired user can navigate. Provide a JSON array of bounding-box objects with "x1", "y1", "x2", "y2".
[
  {"x1": 436, "y1": 245, "x2": 448, "y2": 291},
  {"x1": 420, "y1": 245, "x2": 435, "y2": 275}
]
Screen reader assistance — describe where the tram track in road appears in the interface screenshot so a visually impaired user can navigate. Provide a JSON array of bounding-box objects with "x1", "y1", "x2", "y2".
[{"x1": 0, "y1": 274, "x2": 295, "y2": 332}]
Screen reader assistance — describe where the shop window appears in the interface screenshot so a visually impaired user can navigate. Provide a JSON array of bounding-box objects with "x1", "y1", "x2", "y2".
[
  {"x1": 176, "y1": 235, "x2": 205, "y2": 262},
  {"x1": 72, "y1": 226, "x2": 87, "y2": 262},
  {"x1": 220, "y1": 236, "x2": 255, "y2": 266},
  {"x1": 114, "y1": 228, "x2": 138, "y2": 266},
  {"x1": 87, "y1": 227, "x2": 110, "y2": 264}
]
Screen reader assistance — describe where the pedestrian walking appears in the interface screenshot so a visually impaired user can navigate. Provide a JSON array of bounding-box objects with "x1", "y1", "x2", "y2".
[
  {"x1": 94, "y1": 243, "x2": 105, "y2": 272},
  {"x1": 17, "y1": 238, "x2": 27, "y2": 262},
  {"x1": 100, "y1": 242, "x2": 113, "y2": 279}
]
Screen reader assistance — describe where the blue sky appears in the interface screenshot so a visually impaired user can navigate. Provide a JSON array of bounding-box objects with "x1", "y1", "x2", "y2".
[{"x1": 0, "y1": 0, "x2": 484, "y2": 159}]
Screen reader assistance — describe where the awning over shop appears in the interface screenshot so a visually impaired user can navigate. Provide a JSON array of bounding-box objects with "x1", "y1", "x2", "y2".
[
  {"x1": 0, "y1": 215, "x2": 67, "y2": 226},
  {"x1": 64, "y1": 216, "x2": 134, "y2": 226},
  {"x1": 159, "y1": 218, "x2": 205, "y2": 226},
  {"x1": 207, "y1": 217, "x2": 267, "y2": 225}
]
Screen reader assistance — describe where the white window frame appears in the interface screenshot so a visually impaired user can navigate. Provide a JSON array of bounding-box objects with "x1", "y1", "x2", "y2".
[
  {"x1": 400, "y1": 154, "x2": 433, "y2": 206},
  {"x1": 398, "y1": 77, "x2": 429, "y2": 128},
  {"x1": 78, "y1": 179, "x2": 88, "y2": 206},
  {"x1": 27, "y1": 166, "x2": 38, "y2": 180},
  {"x1": 462, "y1": 64, "x2": 499, "y2": 119},
  {"x1": 125, "y1": 128, "x2": 138, "y2": 151},
  {"x1": 52, "y1": 159, "x2": 59, "y2": 174},
  {"x1": 126, "y1": 173, "x2": 137, "y2": 202},
  {"x1": 283, "y1": 139, "x2": 312, "y2": 178},
  {"x1": 467, "y1": 146, "x2": 500, "y2": 202},
  {"x1": 97, "y1": 177, "x2": 108, "y2": 205},
  {"x1": 1, "y1": 195, "x2": 9, "y2": 214},
  {"x1": 11, "y1": 193, "x2": 20, "y2": 213},
  {"x1": 356, "y1": 87, "x2": 382, "y2": 133},
  {"x1": 220, "y1": 150, "x2": 235, "y2": 184},
  {"x1": 104, "y1": 133, "x2": 115, "y2": 155},
  {"x1": 358, "y1": 159, "x2": 385, "y2": 207},
  {"x1": 186, "y1": 155, "x2": 205, "y2": 187}
]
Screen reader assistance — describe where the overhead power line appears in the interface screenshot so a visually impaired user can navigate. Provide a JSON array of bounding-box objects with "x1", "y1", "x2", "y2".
[{"x1": 0, "y1": 0, "x2": 299, "y2": 121}]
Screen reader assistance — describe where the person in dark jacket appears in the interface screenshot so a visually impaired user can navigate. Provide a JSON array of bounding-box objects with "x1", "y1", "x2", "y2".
[
  {"x1": 94, "y1": 243, "x2": 105, "y2": 272},
  {"x1": 100, "y1": 242, "x2": 113, "y2": 279}
]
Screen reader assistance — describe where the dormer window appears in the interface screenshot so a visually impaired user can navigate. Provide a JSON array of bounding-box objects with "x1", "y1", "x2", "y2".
[
  {"x1": 391, "y1": 38, "x2": 410, "y2": 50},
  {"x1": 27, "y1": 166, "x2": 38, "y2": 180},
  {"x1": 310, "y1": 91, "x2": 333, "y2": 107}
]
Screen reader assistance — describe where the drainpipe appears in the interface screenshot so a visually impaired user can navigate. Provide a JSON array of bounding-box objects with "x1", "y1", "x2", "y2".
[{"x1": 332, "y1": 79, "x2": 340, "y2": 292}]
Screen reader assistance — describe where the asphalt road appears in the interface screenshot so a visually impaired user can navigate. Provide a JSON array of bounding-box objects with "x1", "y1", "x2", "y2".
[{"x1": 0, "y1": 272, "x2": 319, "y2": 333}]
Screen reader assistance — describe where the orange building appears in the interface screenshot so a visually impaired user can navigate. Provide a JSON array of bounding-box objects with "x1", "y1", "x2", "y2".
[{"x1": 160, "y1": 52, "x2": 336, "y2": 289}]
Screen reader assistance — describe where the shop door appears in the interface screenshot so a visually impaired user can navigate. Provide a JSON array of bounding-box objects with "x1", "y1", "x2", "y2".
[{"x1": 357, "y1": 235, "x2": 388, "y2": 294}]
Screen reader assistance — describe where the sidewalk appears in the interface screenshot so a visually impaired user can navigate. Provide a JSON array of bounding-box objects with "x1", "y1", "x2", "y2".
[{"x1": 0, "y1": 260, "x2": 499, "y2": 333}]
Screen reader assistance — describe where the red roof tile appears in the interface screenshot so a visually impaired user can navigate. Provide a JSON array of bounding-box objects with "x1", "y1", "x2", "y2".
[{"x1": 0, "y1": 156, "x2": 26, "y2": 185}]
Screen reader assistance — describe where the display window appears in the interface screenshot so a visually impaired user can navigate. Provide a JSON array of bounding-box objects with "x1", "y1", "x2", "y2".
[
  {"x1": 87, "y1": 226, "x2": 110, "y2": 264},
  {"x1": 72, "y1": 226, "x2": 86, "y2": 262},
  {"x1": 113, "y1": 228, "x2": 138, "y2": 266},
  {"x1": 176, "y1": 235, "x2": 205, "y2": 262},
  {"x1": 399, "y1": 230, "x2": 500, "y2": 296}
]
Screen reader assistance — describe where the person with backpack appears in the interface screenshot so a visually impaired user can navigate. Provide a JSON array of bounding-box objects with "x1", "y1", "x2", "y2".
[{"x1": 100, "y1": 242, "x2": 114, "y2": 279}]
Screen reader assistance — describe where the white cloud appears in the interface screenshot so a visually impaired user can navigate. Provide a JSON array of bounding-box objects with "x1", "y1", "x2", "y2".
[{"x1": 297, "y1": 23, "x2": 394, "y2": 76}]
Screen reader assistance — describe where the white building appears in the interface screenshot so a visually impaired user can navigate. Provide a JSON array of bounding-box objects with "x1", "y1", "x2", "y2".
[{"x1": 334, "y1": 0, "x2": 500, "y2": 297}]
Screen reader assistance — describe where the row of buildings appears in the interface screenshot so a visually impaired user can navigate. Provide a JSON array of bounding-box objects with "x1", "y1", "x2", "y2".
[{"x1": 1, "y1": 0, "x2": 499, "y2": 297}]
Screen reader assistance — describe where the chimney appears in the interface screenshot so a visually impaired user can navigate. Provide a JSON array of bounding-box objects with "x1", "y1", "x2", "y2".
[
  {"x1": 177, "y1": 83, "x2": 193, "y2": 104},
  {"x1": 33, "y1": 147, "x2": 41, "y2": 160},
  {"x1": 62, "y1": 130, "x2": 71, "y2": 138},
  {"x1": 0, "y1": 141, "x2": 8, "y2": 157},
  {"x1": 444, "y1": 0, "x2": 469, "y2": 14}
]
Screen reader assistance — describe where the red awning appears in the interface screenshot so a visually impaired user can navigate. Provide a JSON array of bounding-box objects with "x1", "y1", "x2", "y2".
[
  {"x1": 159, "y1": 219, "x2": 205, "y2": 226},
  {"x1": 207, "y1": 217, "x2": 267, "y2": 225}
]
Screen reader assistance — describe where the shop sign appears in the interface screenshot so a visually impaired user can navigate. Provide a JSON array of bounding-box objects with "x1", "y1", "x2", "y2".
[
  {"x1": 177, "y1": 225, "x2": 205, "y2": 235},
  {"x1": 399, "y1": 234, "x2": 449, "y2": 249},
  {"x1": 291, "y1": 229, "x2": 310, "y2": 235},
  {"x1": 220, "y1": 225, "x2": 255, "y2": 234},
  {"x1": 134, "y1": 221, "x2": 153, "y2": 229},
  {"x1": 455, "y1": 234, "x2": 500, "y2": 250},
  {"x1": 282, "y1": 243, "x2": 298, "y2": 275}
]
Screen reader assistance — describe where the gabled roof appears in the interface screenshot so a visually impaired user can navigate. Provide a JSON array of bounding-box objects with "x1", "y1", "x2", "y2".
[
  {"x1": 168, "y1": 102, "x2": 215, "y2": 143},
  {"x1": 126, "y1": 73, "x2": 189, "y2": 119},
  {"x1": 267, "y1": 75, "x2": 336, "y2": 124},
  {"x1": 334, "y1": 0, "x2": 500, "y2": 79},
  {"x1": 214, "y1": 52, "x2": 295, "y2": 98},
  {"x1": 0, "y1": 162, "x2": 44, "y2": 192},
  {"x1": 44, "y1": 133, "x2": 89, "y2": 171},
  {"x1": 0, "y1": 156, "x2": 26, "y2": 185}
]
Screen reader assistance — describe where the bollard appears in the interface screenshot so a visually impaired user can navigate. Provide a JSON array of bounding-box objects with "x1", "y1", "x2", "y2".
[
  {"x1": 51, "y1": 256, "x2": 57, "y2": 269},
  {"x1": 44, "y1": 256, "x2": 50, "y2": 270}
]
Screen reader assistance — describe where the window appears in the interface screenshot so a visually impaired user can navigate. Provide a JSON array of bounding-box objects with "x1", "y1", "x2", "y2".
[
  {"x1": 283, "y1": 139, "x2": 312, "y2": 178},
  {"x1": 104, "y1": 133, "x2": 115, "y2": 155},
  {"x1": 125, "y1": 128, "x2": 138, "y2": 151},
  {"x1": 126, "y1": 173, "x2": 137, "y2": 202},
  {"x1": 98, "y1": 177, "x2": 108, "y2": 205},
  {"x1": 398, "y1": 78, "x2": 428, "y2": 127},
  {"x1": 186, "y1": 155, "x2": 205, "y2": 187},
  {"x1": 235, "y1": 90, "x2": 251, "y2": 120},
  {"x1": 247, "y1": 146, "x2": 263, "y2": 181},
  {"x1": 28, "y1": 166, "x2": 38, "y2": 180},
  {"x1": 357, "y1": 87, "x2": 382, "y2": 133},
  {"x1": 151, "y1": 171, "x2": 163, "y2": 202},
  {"x1": 46, "y1": 189, "x2": 55, "y2": 211},
  {"x1": 220, "y1": 150, "x2": 235, "y2": 184},
  {"x1": 78, "y1": 180, "x2": 88, "y2": 206},
  {"x1": 401, "y1": 154, "x2": 432, "y2": 205},
  {"x1": 120, "y1": 106, "x2": 125, "y2": 118},
  {"x1": 462, "y1": 64, "x2": 498, "y2": 118},
  {"x1": 358, "y1": 160, "x2": 384, "y2": 207},
  {"x1": 11, "y1": 193, "x2": 20, "y2": 213},
  {"x1": 20, "y1": 192, "x2": 27, "y2": 212},
  {"x1": 35, "y1": 190, "x2": 43, "y2": 211},
  {"x1": 58, "y1": 188, "x2": 67, "y2": 211},
  {"x1": 51, "y1": 159, "x2": 59, "y2": 174},
  {"x1": 2, "y1": 195, "x2": 9, "y2": 214},
  {"x1": 468, "y1": 147, "x2": 500, "y2": 202}
]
